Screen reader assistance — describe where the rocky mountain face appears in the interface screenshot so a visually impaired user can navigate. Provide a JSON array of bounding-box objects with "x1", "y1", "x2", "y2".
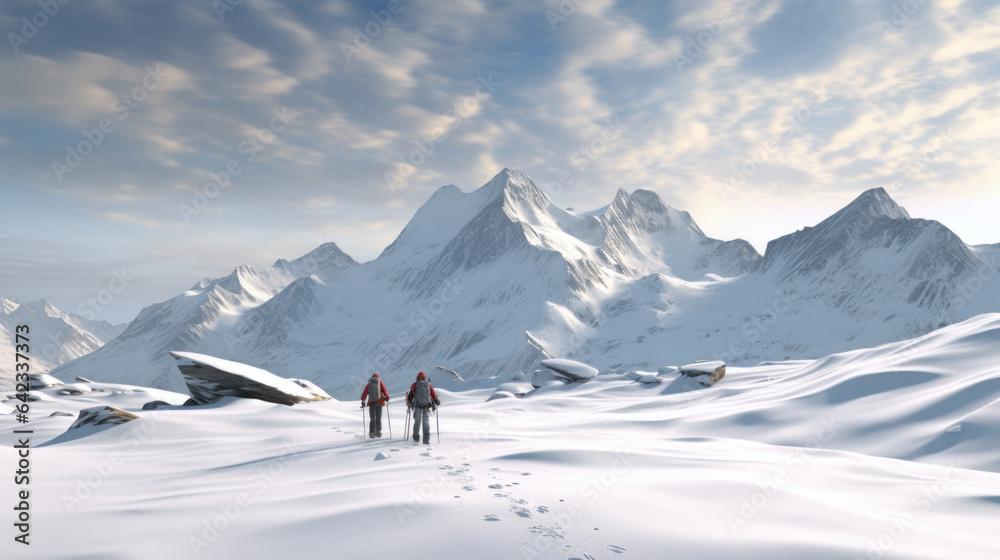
[{"x1": 48, "y1": 170, "x2": 1000, "y2": 398}]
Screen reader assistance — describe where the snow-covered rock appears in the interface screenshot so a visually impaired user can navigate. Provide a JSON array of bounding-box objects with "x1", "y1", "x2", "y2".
[
  {"x1": 679, "y1": 361, "x2": 726, "y2": 386},
  {"x1": 530, "y1": 369, "x2": 570, "y2": 388},
  {"x1": 58, "y1": 383, "x2": 92, "y2": 395},
  {"x1": 170, "y1": 351, "x2": 331, "y2": 406},
  {"x1": 542, "y1": 358, "x2": 599, "y2": 381},
  {"x1": 288, "y1": 378, "x2": 334, "y2": 401},
  {"x1": 69, "y1": 405, "x2": 140, "y2": 430},
  {"x1": 29, "y1": 372, "x2": 65, "y2": 389},
  {"x1": 626, "y1": 371, "x2": 662, "y2": 384},
  {"x1": 488, "y1": 382, "x2": 536, "y2": 401}
]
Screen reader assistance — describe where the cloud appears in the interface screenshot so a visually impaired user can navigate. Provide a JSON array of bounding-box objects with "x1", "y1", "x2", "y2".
[{"x1": 2, "y1": 0, "x2": 999, "y2": 316}]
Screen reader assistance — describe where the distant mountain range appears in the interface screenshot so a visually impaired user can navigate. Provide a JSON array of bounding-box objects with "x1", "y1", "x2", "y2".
[
  {"x1": 43, "y1": 169, "x2": 1000, "y2": 398},
  {"x1": 0, "y1": 298, "x2": 126, "y2": 390}
]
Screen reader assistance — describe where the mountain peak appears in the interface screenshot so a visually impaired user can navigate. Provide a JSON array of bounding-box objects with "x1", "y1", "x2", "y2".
[
  {"x1": 823, "y1": 187, "x2": 910, "y2": 227},
  {"x1": 22, "y1": 299, "x2": 61, "y2": 317},
  {"x1": 479, "y1": 168, "x2": 544, "y2": 200}
]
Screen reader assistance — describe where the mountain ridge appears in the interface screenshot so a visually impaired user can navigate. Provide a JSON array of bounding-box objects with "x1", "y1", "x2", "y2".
[{"x1": 45, "y1": 170, "x2": 1000, "y2": 397}]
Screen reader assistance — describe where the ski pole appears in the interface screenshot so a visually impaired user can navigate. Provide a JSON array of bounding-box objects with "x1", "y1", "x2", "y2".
[
  {"x1": 436, "y1": 406, "x2": 440, "y2": 444},
  {"x1": 361, "y1": 402, "x2": 366, "y2": 439},
  {"x1": 386, "y1": 402, "x2": 392, "y2": 439},
  {"x1": 404, "y1": 405, "x2": 410, "y2": 440}
]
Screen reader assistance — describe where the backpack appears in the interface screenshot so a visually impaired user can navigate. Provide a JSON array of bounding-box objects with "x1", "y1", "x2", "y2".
[
  {"x1": 367, "y1": 376, "x2": 381, "y2": 404},
  {"x1": 414, "y1": 378, "x2": 431, "y2": 407}
]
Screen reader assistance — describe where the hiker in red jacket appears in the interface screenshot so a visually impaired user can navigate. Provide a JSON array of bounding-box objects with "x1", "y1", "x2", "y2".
[
  {"x1": 361, "y1": 372, "x2": 389, "y2": 438},
  {"x1": 406, "y1": 371, "x2": 440, "y2": 444}
]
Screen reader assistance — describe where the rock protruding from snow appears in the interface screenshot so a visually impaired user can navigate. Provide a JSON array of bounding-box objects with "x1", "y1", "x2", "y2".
[
  {"x1": 69, "y1": 405, "x2": 140, "y2": 430},
  {"x1": 58, "y1": 383, "x2": 92, "y2": 395},
  {"x1": 169, "y1": 351, "x2": 330, "y2": 406},
  {"x1": 626, "y1": 371, "x2": 662, "y2": 384},
  {"x1": 488, "y1": 382, "x2": 536, "y2": 401},
  {"x1": 542, "y1": 359, "x2": 599, "y2": 381},
  {"x1": 531, "y1": 369, "x2": 570, "y2": 388},
  {"x1": 679, "y1": 361, "x2": 726, "y2": 386},
  {"x1": 29, "y1": 373, "x2": 65, "y2": 390},
  {"x1": 288, "y1": 378, "x2": 333, "y2": 401}
]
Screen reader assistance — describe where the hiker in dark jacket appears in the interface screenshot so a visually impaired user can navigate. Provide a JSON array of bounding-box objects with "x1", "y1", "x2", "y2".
[
  {"x1": 406, "y1": 371, "x2": 440, "y2": 444},
  {"x1": 361, "y1": 372, "x2": 389, "y2": 438}
]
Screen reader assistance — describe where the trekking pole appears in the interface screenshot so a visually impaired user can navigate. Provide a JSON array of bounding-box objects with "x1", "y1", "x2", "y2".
[
  {"x1": 361, "y1": 403, "x2": 366, "y2": 439},
  {"x1": 436, "y1": 406, "x2": 440, "y2": 444},
  {"x1": 386, "y1": 402, "x2": 393, "y2": 439},
  {"x1": 404, "y1": 405, "x2": 410, "y2": 440}
]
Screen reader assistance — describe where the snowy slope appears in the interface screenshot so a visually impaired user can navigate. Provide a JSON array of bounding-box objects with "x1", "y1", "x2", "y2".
[
  {"x1": 4, "y1": 315, "x2": 1000, "y2": 559},
  {"x1": 50, "y1": 170, "x2": 1000, "y2": 399},
  {"x1": 0, "y1": 299, "x2": 126, "y2": 390},
  {"x1": 48, "y1": 243, "x2": 357, "y2": 393}
]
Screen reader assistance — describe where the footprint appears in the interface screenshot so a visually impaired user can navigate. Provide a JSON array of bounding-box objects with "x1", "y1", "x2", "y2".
[
  {"x1": 489, "y1": 484, "x2": 504, "y2": 490},
  {"x1": 537, "y1": 506, "x2": 549, "y2": 514},
  {"x1": 608, "y1": 545, "x2": 626, "y2": 554},
  {"x1": 484, "y1": 514, "x2": 502, "y2": 522},
  {"x1": 463, "y1": 485, "x2": 475, "y2": 491},
  {"x1": 511, "y1": 506, "x2": 532, "y2": 518}
]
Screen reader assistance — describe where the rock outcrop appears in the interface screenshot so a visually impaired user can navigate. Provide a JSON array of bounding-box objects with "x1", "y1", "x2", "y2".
[
  {"x1": 69, "y1": 405, "x2": 140, "y2": 430},
  {"x1": 169, "y1": 351, "x2": 332, "y2": 406},
  {"x1": 542, "y1": 359, "x2": 599, "y2": 381},
  {"x1": 679, "y1": 361, "x2": 726, "y2": 386}
]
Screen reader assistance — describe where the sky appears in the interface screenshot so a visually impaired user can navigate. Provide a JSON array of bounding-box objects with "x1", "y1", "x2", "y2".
[{"x1": 1, "y1": 0, "x2": 998, "y2": 324}]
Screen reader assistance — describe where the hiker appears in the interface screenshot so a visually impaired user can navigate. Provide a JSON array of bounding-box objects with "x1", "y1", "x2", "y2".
[
  {"x1": 406, "y1": 371, "x2": 440, "y2": 444},
  {"x1": 361, "y1": 372, "x2": 389, "y2": 438}
]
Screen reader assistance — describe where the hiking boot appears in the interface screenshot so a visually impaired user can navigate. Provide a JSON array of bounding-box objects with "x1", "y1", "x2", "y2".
[
  {"x1": 423, "y1": 439, "x2": 430, "y2": 444},
  {"x1": 413, "y1": 434, "x2": 419, "y2": 442},
  {"x1": 369, "y1": 432, "x2": 375, "y2": 438}
]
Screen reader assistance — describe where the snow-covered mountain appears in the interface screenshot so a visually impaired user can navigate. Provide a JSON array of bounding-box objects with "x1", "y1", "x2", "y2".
[
  {"x1": 49, "y1": 243, "x2": 356, "y2": 391},
  {"x1": 0, "y1": 298, "x2": 127, "y2": 389},
  {"x1": 50, "y1": 169, "x2": 1000, "y2": 398}
]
